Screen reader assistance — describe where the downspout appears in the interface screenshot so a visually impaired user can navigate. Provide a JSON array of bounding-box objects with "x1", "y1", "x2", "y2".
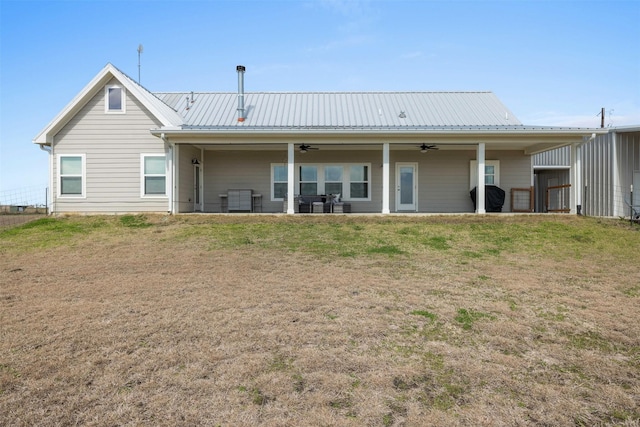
[
  {"x1": 39, "y1": 142, "x2": 53, "y2": 215},
  {"x1": 161, "y1": 133, "x2": 175, "y2": 214}
]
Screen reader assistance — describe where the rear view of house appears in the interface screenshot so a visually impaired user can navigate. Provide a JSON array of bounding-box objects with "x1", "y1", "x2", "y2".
[{"x1": 34, "y1": 63, "x2": 603, "y2": 215}]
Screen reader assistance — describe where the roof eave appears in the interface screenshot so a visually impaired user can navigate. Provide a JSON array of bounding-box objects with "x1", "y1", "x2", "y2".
[
  {"x1": 152, "y1": 126, "x2": 605, "y2": 138},
  {"x1": 34, "y1": 63, "x2": 184, "y2": 145}
]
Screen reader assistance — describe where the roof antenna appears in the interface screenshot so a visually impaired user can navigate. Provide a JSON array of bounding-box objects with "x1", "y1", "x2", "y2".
[{"x1": 137, "y1": 44, "x2": 144, "y2": 84}]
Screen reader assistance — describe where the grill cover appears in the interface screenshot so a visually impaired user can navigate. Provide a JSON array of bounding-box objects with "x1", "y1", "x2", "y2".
[{"x1": 470, "y1": 185, "x2": 506, "y2": 212}]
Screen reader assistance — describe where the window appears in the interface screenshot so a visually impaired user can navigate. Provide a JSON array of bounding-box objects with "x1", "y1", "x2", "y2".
[
  {"x1": 485, "y1": 165, "x2": 496, "y2": 185},
  {"x1": 349, "y1": 165, "x2": 369, "y2": 199},
  {"x1": 105, "y1": 85, "x2": 125, "y2": 113},
  {"x1": 142, "y1": 155, "x2": 166, "y2": 196},
  {"x1": 299, "y1": 165, "x2": 318, "y2": 196},
  {"x1": 470, "y1": 160, "x2": 500, "y2": 189},
  {"x1": 58, "y1": 155, "x2": 85, "y2": 197},
  {"x1": 324, "y1": 166, "x2": 343, "y2": 196},
  {"x1": 272, "y1": 165, "x2": 288, "y2": 199},
  {"x1": 270, "y1": 163, "x2": 370, "y2": 201}
]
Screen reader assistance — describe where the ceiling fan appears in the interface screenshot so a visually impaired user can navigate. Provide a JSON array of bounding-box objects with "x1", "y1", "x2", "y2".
[
  {"x1": 418, "y1": 143, "x2": 438, "y2": 153},
  {"x1": 299, "y1": 144, "x2": 319, "y2": 153}
]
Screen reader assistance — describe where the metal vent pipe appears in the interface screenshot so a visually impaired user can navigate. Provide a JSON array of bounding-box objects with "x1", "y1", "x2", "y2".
[{"x1": 236, "y1": 65, "x2": 246, "y2": 122}]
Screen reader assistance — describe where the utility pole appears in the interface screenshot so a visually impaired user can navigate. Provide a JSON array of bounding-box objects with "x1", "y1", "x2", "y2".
[{"x1": 601, "y1": 107, "x2": 605, "y2": 128}]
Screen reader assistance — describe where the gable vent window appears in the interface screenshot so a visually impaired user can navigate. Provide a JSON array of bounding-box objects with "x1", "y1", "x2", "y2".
[{"x1": 105, "y1": 85, "x2": 125, "y2": 113}]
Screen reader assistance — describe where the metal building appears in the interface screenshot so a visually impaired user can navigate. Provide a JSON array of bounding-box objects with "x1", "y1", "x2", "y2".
[{"x1": 533, "y1": 126, "x2": 640, "y2": 218}]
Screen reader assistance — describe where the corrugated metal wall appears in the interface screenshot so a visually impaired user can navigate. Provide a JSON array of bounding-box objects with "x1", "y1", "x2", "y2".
[
  {"x1": 534, "y1": 146, "x2": 570, "y2": 166},
  {"x1": 582, "y1": 135, "x2": 614, "y2": 216},
  {"x1": 614, "y1": 132, "x2": 640, "y2": 217}
]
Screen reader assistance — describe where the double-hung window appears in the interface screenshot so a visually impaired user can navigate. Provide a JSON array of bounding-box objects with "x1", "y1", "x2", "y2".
[
  {"x1": 349, "y1": 165, "x2": 369, "y2": 199},
  {"x1": 141, "y1": 155, "x2": 167, "y2": 196},
  {"x1": 58, "y1": 154, "x2": 85, "y2": 197},
  {"x1": 299, "y1": 166, "x2": 318, "y2": 196},
  {"x1": 272, "y1": 165, "x2": 288, "y2": 199},
  {"x1": 324, "y1": 166, "x2": 343, "y2": 197},
  {"x1": 105, "y1": 85, "x2": 125, "y2": 113}
]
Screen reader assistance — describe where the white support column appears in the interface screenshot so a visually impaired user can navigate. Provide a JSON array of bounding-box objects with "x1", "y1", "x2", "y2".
[
  {"x1": 570, "y1": 143, "x2": 578, "y2": 214},
  {"x1": 382, "y1": 142, "x2": 390, "y2": 214},
  {"x1": 476, "y1": 143, "x2": 486, "y2": 214},
  {"x1": 287, "y1": 143, "x2": 295, "y2": 214},
  {"x1": 167, "y1": 142, "x2": 175, "y2": 214}
]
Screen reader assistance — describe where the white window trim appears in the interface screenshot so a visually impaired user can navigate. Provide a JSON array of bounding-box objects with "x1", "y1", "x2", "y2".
[
  {"x1": 270, "y1": 163, "x2": 371, "y2": 201},
  {"x1": 141, "y1": 154, "x2": 168, "y2": 198},
  {"x1": 105, "y1": 85, "x2": 126, "y2": 114},
  {"x1": 57, "y1": 154, "x2": 86, "y2": 198},
  {"x1": 470, "y1": 160, "x2": 500, "y2": 189}
]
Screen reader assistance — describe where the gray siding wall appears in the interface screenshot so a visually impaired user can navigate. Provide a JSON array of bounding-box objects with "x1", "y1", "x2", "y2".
[
  {"x1": 52, "y1": 78, "x2": 168, "y2": 213},
  {"x1": 201, "y1": 148, "x2": 530, "y2": 213},
  {"x1": 176, "y1": 145, "x2": 201, "y2": 213}
]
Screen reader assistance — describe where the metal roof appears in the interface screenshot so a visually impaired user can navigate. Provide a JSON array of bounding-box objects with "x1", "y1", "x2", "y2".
[{"x1": 154, "y1": 91, "x2": 523, "y2": 129}]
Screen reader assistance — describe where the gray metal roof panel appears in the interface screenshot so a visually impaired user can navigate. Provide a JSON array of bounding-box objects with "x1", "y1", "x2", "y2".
[{"x1": 153, "y1": 91, "x2": 523, "y2": 128}]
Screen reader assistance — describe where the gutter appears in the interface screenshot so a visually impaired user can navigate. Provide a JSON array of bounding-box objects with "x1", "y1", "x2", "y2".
[{"x1": 150, "y1": 127, "x2": 608, "y2": 138}]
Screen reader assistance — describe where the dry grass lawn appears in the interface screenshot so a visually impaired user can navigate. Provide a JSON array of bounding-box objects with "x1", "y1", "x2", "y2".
[{"x1": 1, "y1": 214, "x2": 639, "y2": 426}]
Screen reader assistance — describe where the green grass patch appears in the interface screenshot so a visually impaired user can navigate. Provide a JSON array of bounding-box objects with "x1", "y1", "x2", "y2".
[
  {"x1": 410, "y1": 310, "x2": 437, "y2": 322},
  {"x1": 423, "y1": 236, "x2": 450, "y2": 250},
  {"x1": 621, "y1": 285, "x2": 640, "y2": 297},
  {"x1": 119, "y1": 214, "x2": 152, "y2": 228},
  {"x1": 455, "y1": 308, "x2": 496, "y2": 330},
  {"x1": 366, "y1": 245, "x2": 404, "y2": 255},
  {"x1": 566, "y1": 330, "x2": 614, "y2": 352}
]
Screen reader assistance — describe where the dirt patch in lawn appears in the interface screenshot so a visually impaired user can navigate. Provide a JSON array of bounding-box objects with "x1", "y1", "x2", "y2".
[{"x1": 1, "y1": 214, "x2": 639, "y2": 426}]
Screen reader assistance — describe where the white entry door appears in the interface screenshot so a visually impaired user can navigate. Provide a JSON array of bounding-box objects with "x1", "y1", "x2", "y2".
[{"x1": 396, "y1": 163, "x2": 417, "y2": 211}]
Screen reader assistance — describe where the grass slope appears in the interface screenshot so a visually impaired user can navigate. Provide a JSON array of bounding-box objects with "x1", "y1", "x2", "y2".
[{"x1": 1, "y1": 215, "x2": 639, "y2": 426}]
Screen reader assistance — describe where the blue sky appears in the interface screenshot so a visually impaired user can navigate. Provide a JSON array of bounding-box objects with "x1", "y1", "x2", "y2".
[{"x1": 1, "y1": 0, "x2": 639, "y2": 196}]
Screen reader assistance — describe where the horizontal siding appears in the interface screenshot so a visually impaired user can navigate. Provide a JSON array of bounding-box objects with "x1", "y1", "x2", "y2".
[
  {"x1": 198, "y1": 148, "x2": 530, "y2": 213},
  {"x1": 52, "y1": 77, "x2": 168, "y2": 214},
  {"x1": 177, "y1": 145, "x2": 201, "y2": 213}
]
